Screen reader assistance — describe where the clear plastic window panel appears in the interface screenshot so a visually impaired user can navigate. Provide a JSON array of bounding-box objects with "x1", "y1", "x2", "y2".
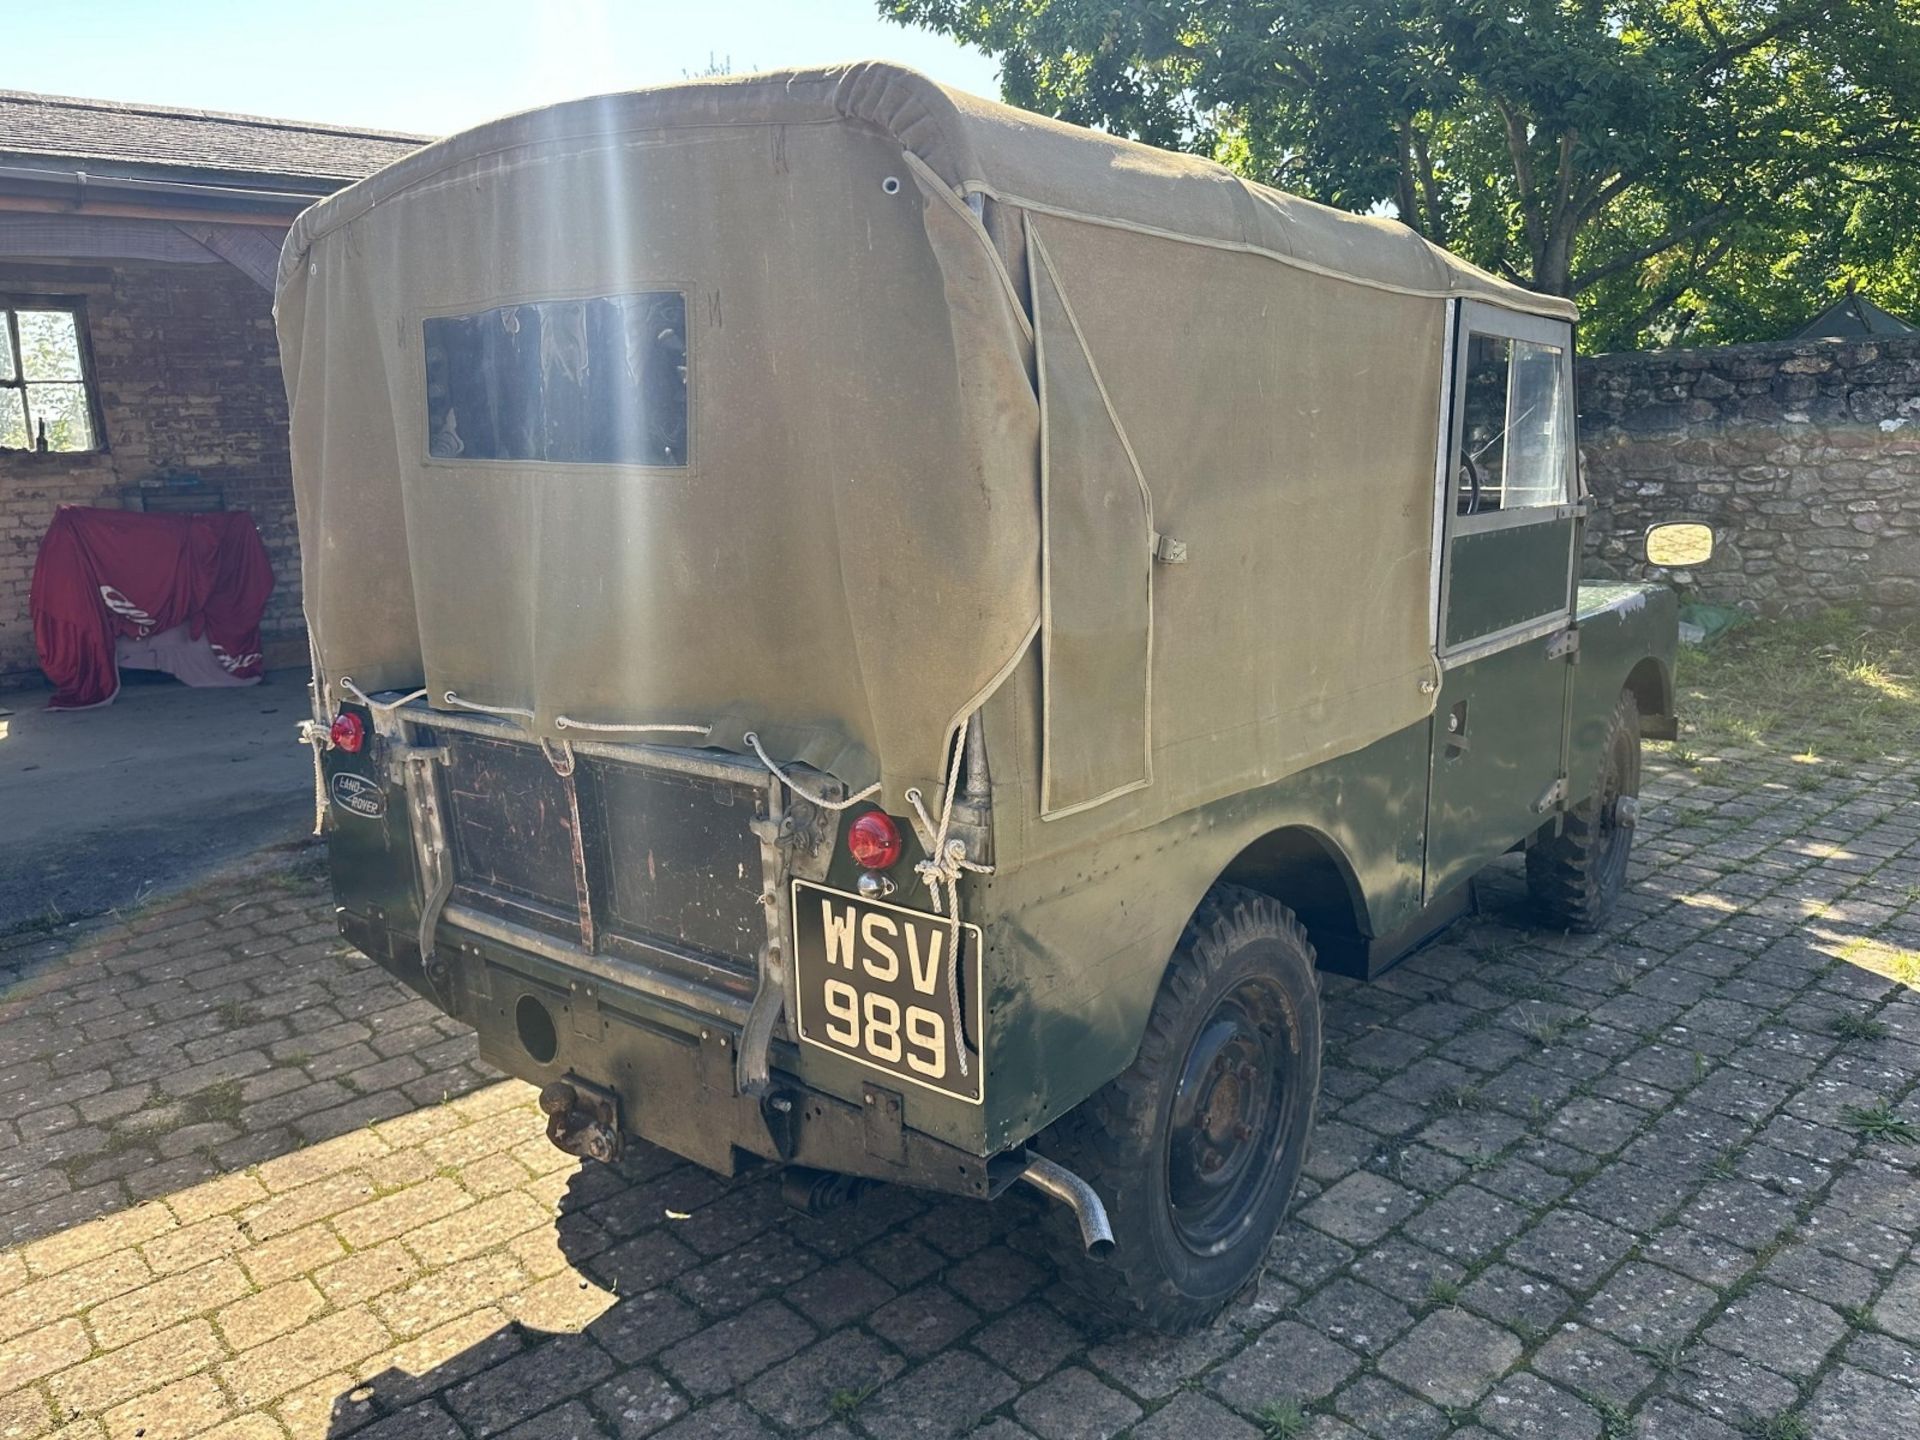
[
  {"x1": 1503, "y1": 339, "x2": 1570, "y2": 510},
  {"x1": 1456, "y1": 333, "x2": 1568, "y2": 515},
  {"x1": 424, "y1": 292, "x2": 689, "y2": 465}
]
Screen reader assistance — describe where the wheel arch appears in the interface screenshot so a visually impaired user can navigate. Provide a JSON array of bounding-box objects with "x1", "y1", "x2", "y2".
[
  {"x1": 1213, "y1": 823, "x2": 1371, "y2": 974},
  {"x1": 1624, "y1": 655, "x2": 1674, "y2": 737}
]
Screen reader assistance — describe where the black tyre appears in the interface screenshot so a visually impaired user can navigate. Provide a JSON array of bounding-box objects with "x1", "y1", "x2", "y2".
[
  {"x1": 1527, "y1": 689, "x2": 1641, "y2": 931},
  {"x1": 1035, "y1": 884, "x2": 1321, "y2": 1333}
]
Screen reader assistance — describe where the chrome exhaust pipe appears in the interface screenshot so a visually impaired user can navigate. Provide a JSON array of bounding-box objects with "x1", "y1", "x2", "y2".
[{"x1": 1018, "y1": 1154, "x2": 1115, "y2": 1258}]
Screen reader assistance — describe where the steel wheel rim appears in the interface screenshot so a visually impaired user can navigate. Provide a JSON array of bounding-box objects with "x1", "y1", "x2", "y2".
[
  {"x1": 1595, "y1": 724, "x2": 1640, "y2": 891},
  {"x1": 1166, "y1": 976, "x2": 1293, "y2": 1256}
]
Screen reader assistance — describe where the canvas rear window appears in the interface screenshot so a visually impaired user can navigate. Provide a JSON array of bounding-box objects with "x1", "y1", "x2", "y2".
[{"x1": 424, "y1": 292, "x2": 688, "y2": 465}]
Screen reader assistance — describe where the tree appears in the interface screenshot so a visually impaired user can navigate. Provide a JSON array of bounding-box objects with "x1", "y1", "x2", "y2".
[{"x1": 880, "y1": 1, "x2": 1920, "y2": 349}]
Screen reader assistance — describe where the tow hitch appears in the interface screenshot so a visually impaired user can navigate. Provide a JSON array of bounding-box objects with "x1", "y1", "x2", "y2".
[{"x1": 539, "y1": 1075, "x2": 624, "y2": 1164}]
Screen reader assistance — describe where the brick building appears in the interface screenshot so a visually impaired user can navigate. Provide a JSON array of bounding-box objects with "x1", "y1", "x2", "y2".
[{"x1": 0, "y1": 91, "x2": 426, "y2": 686}]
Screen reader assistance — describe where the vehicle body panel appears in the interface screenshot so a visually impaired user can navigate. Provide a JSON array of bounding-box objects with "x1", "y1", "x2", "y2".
[
  {"x1": 1425, "y1": 635, "x2": 1570, "y2": 899},
  {"x1": 286, "y1": 64, "x2": 1682, "y2": 1199},
  {"x1": 1443, "y1": 522, "x2": 1579, "y2": 647}
]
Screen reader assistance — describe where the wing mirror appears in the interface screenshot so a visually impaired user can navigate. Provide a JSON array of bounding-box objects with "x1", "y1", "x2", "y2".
[{"x1": 1644, "y1": 522, "x2": 1715, "y2": 568}]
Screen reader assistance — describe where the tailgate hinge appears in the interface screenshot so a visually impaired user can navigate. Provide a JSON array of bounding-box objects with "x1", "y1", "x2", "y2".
[{"x1": 393, "y1": 743, "x2": 455, "y2": 978}]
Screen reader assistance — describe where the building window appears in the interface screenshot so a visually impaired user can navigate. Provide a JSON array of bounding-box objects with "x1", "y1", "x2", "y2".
[{"x1": 0, "y1": 300, "x2": 102, "y2": 454}]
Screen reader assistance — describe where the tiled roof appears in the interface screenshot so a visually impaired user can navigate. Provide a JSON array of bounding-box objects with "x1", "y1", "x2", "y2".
[{"x1": 0, "y1": 89, "x2": 429, "y2": 193}]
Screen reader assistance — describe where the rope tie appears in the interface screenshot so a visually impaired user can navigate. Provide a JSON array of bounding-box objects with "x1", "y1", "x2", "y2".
[
  {"x1": 296, "y1": 720, "x2": 330, "y2": 837},
  {"x1": 443, "y1": 690, "x2": 534, "y2": 721},
  {"x1": 338, "y1": 678, "x2": 428, "y2": 714},
  {"x1": 905, "y1": 720, "x2": 993, "y2": 1080},
  {"x1": 556, "y1": 715, "x2": 713, "y2": 736},
  {"x1": 744, "y1": 732, "x2": 882, "y2": 812},
  {"x1": 445, "y1": 693, "x2": 709, "y2": 742}
]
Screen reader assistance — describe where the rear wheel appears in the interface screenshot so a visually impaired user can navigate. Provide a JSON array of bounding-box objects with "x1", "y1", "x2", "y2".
[
  {"x1": 1035, "y1": 885, "x2": 1321, "y2": 1333},
  {"x1": 1527, "y1": 689, "x2": 1641, "y2": 931}
]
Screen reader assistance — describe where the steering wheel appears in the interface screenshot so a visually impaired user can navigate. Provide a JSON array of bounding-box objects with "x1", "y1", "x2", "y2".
[{"x1": 1459, "y1": 453, "x2": 1483, "y2": 515}]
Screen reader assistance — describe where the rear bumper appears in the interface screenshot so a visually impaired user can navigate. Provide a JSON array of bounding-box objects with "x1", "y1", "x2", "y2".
[{"x1": 341, "y1": 910, "x2": 1008, "y2": 1200}]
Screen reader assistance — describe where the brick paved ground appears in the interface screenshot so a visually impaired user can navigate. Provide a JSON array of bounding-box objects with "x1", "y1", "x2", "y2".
[{"x1": 3, "y1": 737, "x2": 1919, "y2": 1440}]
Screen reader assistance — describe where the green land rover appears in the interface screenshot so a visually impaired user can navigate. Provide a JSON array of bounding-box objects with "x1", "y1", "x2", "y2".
[{"x1": 279, "y1": 62, "x2": 1704, "y2": 1332}]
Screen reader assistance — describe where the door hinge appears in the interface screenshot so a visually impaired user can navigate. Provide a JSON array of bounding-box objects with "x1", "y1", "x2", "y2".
[
  {"x1": 1546, "y1": 628, "x2": 1580, "y2": 662},
  {"x1": 1532, "y1": 775, "x2": 1569, "y2": 814}
]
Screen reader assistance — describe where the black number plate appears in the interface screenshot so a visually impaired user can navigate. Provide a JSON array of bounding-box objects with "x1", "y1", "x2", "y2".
[{"x1": 790, "y1": 881, "x2": 983, "y2": 1104}]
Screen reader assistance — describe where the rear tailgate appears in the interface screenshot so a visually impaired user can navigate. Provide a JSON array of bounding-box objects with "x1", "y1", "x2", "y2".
[{"x1": 438, "y1": 727, "x2": 768, "y2": 1001}]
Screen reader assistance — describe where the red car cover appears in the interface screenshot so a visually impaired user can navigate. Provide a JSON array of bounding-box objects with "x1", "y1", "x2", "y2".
[{"x1": 30, "y1": 506, "x2": 274, "y2": 709}]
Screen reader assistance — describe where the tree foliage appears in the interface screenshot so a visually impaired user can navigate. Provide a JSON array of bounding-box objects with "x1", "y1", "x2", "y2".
[{"x1": 880, "y1": 1, "x2": 1920, "y2": 350}]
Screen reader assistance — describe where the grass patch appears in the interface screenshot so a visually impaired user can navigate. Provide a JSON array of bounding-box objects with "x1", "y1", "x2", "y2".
[
  {"x1": 827, "y1": 1384, "x2": 877, "y2": 1420},
  {"x1": 53, "y1": 1125, "x2": 147, "y2": 1181},
  {"x1": 1668, "y1": 609, "x2": 1920, "y2": 762},
  {"x1": 1426, "y1": 1276, "x2": 1462, "y2": 1306},
  {"x1": 1826, "y1": 1012, "x2": 1890, "y2": 1042},
  {"x1": 179, "y1": 1078, "x2": 247, "y2": 1129},
  {"x1": 1835, "y1": 938, "x2": 1920, "y2": 988},
  {"x1": 1741, "y1": 1413, "x2": 1810, "y2": 1440},
  {"x1": 1592, "y1": 1395, "x2": 1633, "y2": 1440},
  {"x1": 1633, "y1": 1339, "x2": 1687, "y2": 1375},
  {"x1": 1430, "y1": 1085, "x2": 1486, "y2": 1115},
  {"x1": 1522, "y1": 1013, "x2": 1591, "y2": 1049},
  {"x1": 1486, "y1": 973, "x2": 1556, "y2": 1002},
  {"x1": 1840, "y1": 1101, "x2": 1919, "y2": 1145},
  {"x1": 214, "y1": 998, "x2": 263, "y2": 1029},
  {"x1": 1255, "y1": 1399, "x2": 1309, "y2": 1440}
]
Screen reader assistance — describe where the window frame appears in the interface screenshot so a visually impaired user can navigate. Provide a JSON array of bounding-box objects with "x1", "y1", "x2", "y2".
[
  {"x1": 1445, "y1": 301, "x2": 1576, "y2": 537},
  {"x1": 1433, "y1": 299, "x2": 1581, "y2": 663},
  {"x1": 0, "y1": 295, "x2": 108, "y2": 457}
]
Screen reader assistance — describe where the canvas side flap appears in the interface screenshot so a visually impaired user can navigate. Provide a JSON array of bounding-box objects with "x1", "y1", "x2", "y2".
[{"x1": 1030, "y1": 220, "x2": 1154, "y2": 820}]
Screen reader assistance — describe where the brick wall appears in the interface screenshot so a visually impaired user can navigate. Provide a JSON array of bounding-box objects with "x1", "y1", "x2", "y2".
[
  {"x1": 0, "y1": 255, "x2": 304, "y2": 686},
  {"x1": 1579, "y1": 334, "x2": 1920, "y2": 618}
]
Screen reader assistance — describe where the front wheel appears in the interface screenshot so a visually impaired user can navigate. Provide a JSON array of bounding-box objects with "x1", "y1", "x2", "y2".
[
  {"x1": 1035, "y1": 885, "x2": 1321, "y2": 1333},
  {"x1": 1527, "y1": 689, "x2": 1642, "y2": 931}
]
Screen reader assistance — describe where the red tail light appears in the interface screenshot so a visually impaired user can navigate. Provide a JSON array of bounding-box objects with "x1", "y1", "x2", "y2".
[
  {"x1": 847, "y1": 811, "x2": 903, "y2": 870},
  {"x1": 329, "y1": 711, "x2": 366, "y2": 753}
]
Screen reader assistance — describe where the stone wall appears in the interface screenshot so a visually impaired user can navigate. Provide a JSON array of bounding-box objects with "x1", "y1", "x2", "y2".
[
  {"x1": 0, "y1": 256, "x2": 302, "y2": 686},
  {"x1": 1578, "y1": 334, "x2": 1920, "y2": 617}
]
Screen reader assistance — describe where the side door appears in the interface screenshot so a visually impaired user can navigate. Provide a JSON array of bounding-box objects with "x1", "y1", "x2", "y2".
[{"x1": 1424, "y1": 299, "x2": 1581, "y2": 903}]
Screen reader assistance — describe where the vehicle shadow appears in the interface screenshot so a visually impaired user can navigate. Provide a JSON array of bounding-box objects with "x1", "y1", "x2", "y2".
[
  {"x1": 316, "y1": 871, "x2": 1555, "y2": 1434},
  {"x1": 325, "y1": 1143, "x2": 1123, "y2": 1436}
]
